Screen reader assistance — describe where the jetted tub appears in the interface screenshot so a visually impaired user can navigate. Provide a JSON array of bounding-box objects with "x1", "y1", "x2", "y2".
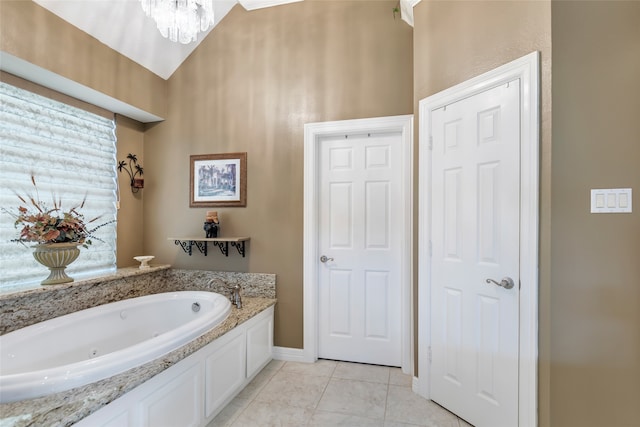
[{"x1": 0, "y1": 291, "x2": 232, "y2": 403}]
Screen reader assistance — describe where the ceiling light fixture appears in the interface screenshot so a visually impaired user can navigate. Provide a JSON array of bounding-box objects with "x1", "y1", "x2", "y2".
[{"x1": 139, "y1": 0, "x2": 215, "y2": 44}]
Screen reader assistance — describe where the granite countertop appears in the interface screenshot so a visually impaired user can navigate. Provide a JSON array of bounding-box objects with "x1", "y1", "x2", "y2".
[
  {"x1": 0, "y1": 297, "x2": 276, "y2": 427},
  {"x1": 0, "y1": 265, "x2": 172, "y2": 301}
]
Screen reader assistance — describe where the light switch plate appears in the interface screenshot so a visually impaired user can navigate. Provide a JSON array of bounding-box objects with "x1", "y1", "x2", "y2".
[{"x1": 591, "y1": 188, "x2": 632, "y2": 213}]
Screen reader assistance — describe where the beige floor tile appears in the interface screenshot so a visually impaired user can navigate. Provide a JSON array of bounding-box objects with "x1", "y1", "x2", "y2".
[
  {"x1": 213, "y1": 360, "x2": 471, "y2": 427},
  {"x1": 310, "y1": 410, "x2": 384, "y2": 426},
  {"x1": 230, "y1": 400, "x2": 314, "y2": 426},
  {"x1": 316, "y1": 378, "x2": 388, "y2": 420},
  {"x1": 281, "y1": 359, "x2": 338, "y2": 377},
  {"x1": 254, "y1": 370, "x2": 330, "y2": 409},
  {"x1": 333, "y1": 361, "x2": 391, "y2": 384},
  {"x1": 263, "y1": 359, "x2": 285, "y2": 370},
  {"x1": 206, "y1": 397, "x2": 250, "y2": 427},
  {"x1": 257, "y1": 359, "x2": 284, "y2": 376},
  {"x1": 236, "y1": 366, "x2": 277, "y2": 401},
  {"x1": 388, "y1": 368, "x2": 412, "y2": 387},
  {"x1": 384, "y1": 422, "x2": 426, "y2": 427},
  {"x1": 385, "y1": 385, "x2": 459, "y2": 427}
]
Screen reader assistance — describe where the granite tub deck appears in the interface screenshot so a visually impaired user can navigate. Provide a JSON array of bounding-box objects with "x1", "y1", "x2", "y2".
[{"x1": 0, "y1": 267, "x2": 276, "y2": 427}]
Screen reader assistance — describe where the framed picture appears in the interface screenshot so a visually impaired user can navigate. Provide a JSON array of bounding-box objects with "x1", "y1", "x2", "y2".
[{"x1": 190, "y1": 152, "x2": 247, "y2": 207}]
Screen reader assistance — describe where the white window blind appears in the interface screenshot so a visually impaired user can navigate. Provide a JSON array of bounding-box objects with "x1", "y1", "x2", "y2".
[{"x1": 0, "y1": 81, "x2": 117, "y2": 290}]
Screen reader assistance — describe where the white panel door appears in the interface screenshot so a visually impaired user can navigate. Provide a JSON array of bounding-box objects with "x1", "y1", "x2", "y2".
[
  {"x1": 318, "y1": 132, "x2": 403, "y2": 366},
  {"x1": 431, "y1": 80, "x2": 520, "y2": 427}
]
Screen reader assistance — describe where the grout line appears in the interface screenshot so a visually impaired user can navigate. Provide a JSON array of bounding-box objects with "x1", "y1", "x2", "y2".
[
  {"x1": 382, "y1": 375, "x2": 390, "y2": 424},
  {"x1": 311, "y1": 360, "x2": 338, "y2": 417}
]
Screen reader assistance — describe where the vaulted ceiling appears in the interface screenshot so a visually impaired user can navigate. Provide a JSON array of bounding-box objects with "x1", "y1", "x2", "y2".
[{"x1": 33, "y1": 0, "x2": 304, "y2": 80}]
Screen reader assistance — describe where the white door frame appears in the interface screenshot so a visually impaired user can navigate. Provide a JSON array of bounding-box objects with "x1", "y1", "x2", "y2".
[
  {"x1": 417, "y1": 52, "x2": 539, "y2": 426},
  {"x1": 303, "y1": 115, "x2": 414, "y2": 374}
]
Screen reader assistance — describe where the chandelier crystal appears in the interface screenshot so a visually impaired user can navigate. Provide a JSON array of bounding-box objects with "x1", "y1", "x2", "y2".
[{"x1": 139, "y1": 0, "x2": 215, "y2": 44}]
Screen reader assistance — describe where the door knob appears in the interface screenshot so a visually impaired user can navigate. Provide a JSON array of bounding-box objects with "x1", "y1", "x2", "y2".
[
  {"x1": 320, "y1": 255, "x2": 334, "y2": 263},
  {"x1": 485, "y1": 277, "x2": 515, "y2": 290}
]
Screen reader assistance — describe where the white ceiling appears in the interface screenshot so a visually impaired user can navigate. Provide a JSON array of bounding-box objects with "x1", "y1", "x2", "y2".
[{"x1": 33, "y1": 0, "x2": 302, "y2": 80}]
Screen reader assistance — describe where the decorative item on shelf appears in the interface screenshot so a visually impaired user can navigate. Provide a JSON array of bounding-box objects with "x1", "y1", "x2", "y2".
[
  {"x1": 133, "y1": 255, "x2": 155, "y2": 269},
  {"x1": 3, "y1": 176, "x2": 115, "y2": 285},
  {"x1": 203, "y1": 211, "x2": 219, "y2": 238},
  {"x1": 117, "y1": 153, "x2": 144, "y2": 193}
]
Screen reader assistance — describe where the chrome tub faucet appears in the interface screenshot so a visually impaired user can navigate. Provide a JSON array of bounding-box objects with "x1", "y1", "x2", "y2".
[{"x1": 230, "y1": 284, "x2": 242, "y2": 309}]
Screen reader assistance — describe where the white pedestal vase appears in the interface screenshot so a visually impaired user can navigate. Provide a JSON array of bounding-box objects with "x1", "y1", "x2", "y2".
[{"x1": 32, "y1": 242, "x2": 81, "y2": 285}]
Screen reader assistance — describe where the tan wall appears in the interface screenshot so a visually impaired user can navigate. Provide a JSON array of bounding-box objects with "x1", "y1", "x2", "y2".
[
  {"x1": 412, "y1": 0, "x2": 553, "y2": 423},
  {"x1": 550, "y1": 2, "x2": 640, "y2": 425},
  {"x1": 143, "y1": 1, "x2": 413, "y2": 348},
  {"x1": 116, "y1": 116, "x2": 146, "y2": 267},
  {"x1": 0, "y1": 0, "x2": 167, "y2": 119}
]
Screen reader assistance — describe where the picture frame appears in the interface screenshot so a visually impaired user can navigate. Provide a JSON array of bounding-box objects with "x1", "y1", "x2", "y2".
[{"x1": 190, "y1": 152, "x2": 247, "y2": 207}]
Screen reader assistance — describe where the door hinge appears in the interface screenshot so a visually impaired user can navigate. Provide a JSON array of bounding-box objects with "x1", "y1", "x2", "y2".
[
  {"x1": 428, "y1": 346, "x2": 432, "y2": 363},
  {"x1": 428, "y1": 135, "x2": 433, "y2": 151},
  {"x1": 429, "y1": 240, "x2": 432, "y2": 257}
]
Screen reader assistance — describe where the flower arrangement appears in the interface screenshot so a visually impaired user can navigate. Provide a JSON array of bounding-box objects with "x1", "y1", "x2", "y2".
[{"x1": 4, "y1": 176, "x2": 114, "y2": 247}]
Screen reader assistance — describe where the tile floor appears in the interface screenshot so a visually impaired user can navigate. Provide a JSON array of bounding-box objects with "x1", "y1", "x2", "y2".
[{"x1": 207, "y1": 359, "x2": 473, "y2": 427}]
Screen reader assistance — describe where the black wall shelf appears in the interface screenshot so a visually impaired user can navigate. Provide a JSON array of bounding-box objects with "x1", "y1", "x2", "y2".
[{"x1": 168, "y1": 237, "x2": 250, "y2": 257}]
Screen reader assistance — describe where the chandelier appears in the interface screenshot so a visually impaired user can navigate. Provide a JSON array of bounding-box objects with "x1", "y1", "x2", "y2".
[{"x1": 139, "y1": 0, "x2": 215, "y2": 44}]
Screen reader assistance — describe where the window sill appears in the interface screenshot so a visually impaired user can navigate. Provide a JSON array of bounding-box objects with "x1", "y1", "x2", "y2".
[{"x1": 0, "y1": 265, "x2": 171, "y2": 301}]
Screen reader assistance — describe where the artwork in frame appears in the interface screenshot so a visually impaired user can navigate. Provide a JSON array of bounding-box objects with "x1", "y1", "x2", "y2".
[{"x1": 190, "y1": 152, "x2": 247, "y2": 207}]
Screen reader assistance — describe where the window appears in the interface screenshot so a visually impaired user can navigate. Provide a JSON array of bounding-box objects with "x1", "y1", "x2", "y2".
[{"x1": 0, "y1": 81, "x2": 117, "y2": 290}]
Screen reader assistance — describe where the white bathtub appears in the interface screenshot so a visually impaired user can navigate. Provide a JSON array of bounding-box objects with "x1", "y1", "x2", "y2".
[{"x1": 0, "y1": 291, "x2": 232, "y2": 403}]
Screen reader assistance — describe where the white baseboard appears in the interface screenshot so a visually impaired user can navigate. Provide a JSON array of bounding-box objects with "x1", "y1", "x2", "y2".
[
  {"x1": 412, "y1": 374, "x2": 430, "y2": 399},
  {"x1": 272, "y1": 346, "x2": 310, "y2": 362}
]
